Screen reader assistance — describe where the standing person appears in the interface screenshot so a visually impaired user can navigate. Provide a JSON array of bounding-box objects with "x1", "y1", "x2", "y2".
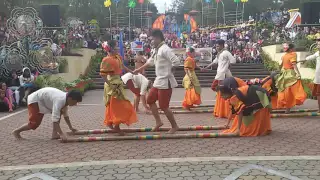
[
  {"x1": 100, "y1": 40, "x2": 137, "y2": 135},
  {"x1": 182, "y1": 46, "x2": 202, "y2": 110},
  {"x1": 134, "y1": 51, "x2": 147, "y2": 75},
  {"x1": 202, "y1": 40, "x2": 237, "y2": 118},
  {"x1": 12, "y1": 88, "x2": 82, "y2": 140},
  {"x1": 275, "y1": 43, "x2": 306, "y2": 113},
  {"x1": 301, "y1": 40, "x2": 320, "y2": 111},
  {"x1": 220, "y1": 77, "x2": 272, "y2": 136},
  {"x1": 133, "y1": 29, "x2": 180, "y2": 134},
  {"x1": 121, "y1": 73, "x2": 152, "y2": 113}
]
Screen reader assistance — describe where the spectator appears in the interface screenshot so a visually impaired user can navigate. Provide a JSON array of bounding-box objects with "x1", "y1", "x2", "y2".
[
  {"x1": 19, "y1": 67, "x2": 35, "y2": 104},
  {"x1": 0, "y1": 82, "x2": 16, "y2": 110},
  {"x1": 0, "y1": 89, "x2": 13, "y2": 112},
  {"x1": 7, "y1": 70, "x2": 21, "y2": 105}
]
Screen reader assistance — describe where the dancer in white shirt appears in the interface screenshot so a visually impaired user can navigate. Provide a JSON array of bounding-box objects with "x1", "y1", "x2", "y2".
[
  {"x1": 203, "y1": 39, "x2": 236, "y2": 118},
  {"x1": 122, "y1": 73, "x2": 152, "y2": 113},
  {"x1": 134, "y1": 29, "x2": 180, "y2": 134},
  {"x1": 12, "y1": 87, "x2": 82, "y2": 141}
]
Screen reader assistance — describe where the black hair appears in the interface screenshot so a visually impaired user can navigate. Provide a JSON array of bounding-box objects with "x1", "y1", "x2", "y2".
[
  {"x1": 216, "y1": 39, "x2": 225, "y2": 46},
  {"x1": 67, "y1": 90, "x2": 82, "y2": 102},
  {"x1": 288, "y1": 43, "x2": 295, "y2": 50},
  {"x1": 151, "y1": 29, "x2": 165, "y2": 41},
  {"x1": 108, "y1": 40, "x2": 117, "y2": 49},
  {"x1": 23, "y1": 68, "x2": 31, "y2": 78}
]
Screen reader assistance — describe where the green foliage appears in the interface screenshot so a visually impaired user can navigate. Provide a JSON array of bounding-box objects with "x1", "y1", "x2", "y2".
[
  {"x1": 305, "y1": 59, "x2": 316, "y2": 69},
  {"x1": 34, "y1": 75, "x2": 66, "y2": 90},
  {"x1": 295, "y1": 38, "x2": 314, "y2": 51},
  {"x1": 261, "y1": 50, "x2": 280, "y2": 72},
  {"x1": 58, "y1": 57, "x2": 68, "y2": 73},
  {"x1": 86, "y1": 49, "x2": 105, "y2": 77}
]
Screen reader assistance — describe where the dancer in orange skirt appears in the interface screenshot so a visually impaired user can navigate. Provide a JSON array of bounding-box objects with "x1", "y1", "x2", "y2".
[
  {"x1": 248, "y1": 72, "x2": 279, "y2": 109},
  {"x1": 203, "y1": 40, "x2": 236, "y2": 118},
  {"x1": 220, "y1": 77, "x2": 272, "y2": 136},
  {"x1": 182, "y1": 46, "x2": 202, "y2": 110},
  {"x1": 100, "y1": 40, "x2": 137, "y2": 135},
  {"x1": 302, "y1": 40, "x2": 320, "y2": 111},
  {"x1": 275, "y1": 43, "x2": 307, "y2": 113}
]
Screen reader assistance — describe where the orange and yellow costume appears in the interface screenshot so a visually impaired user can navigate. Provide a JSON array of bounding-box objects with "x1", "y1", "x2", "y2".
[
  {"x1": 182, "y1": 56, "x2": 201, "y2": 108},
  {"x1": 275, "y1": 51, "x2": 306, "y2": 109},
  {"x1": 100, "y1": 54, "x2": 137, "y2": 127}
]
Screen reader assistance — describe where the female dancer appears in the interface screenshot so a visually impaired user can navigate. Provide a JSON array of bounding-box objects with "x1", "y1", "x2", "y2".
[
  {"x1": 220, "y1": 77, "x2": 272, "y2": 136},
  {"x1": 275, "y1": 43, "x2": 306, "y2": 113},
  {"x1": 182, "y1": 46, "x2": 202, "y2": 110},
  {"x1": 100, "y1": 40, "x2": 137, "y2": 135}
]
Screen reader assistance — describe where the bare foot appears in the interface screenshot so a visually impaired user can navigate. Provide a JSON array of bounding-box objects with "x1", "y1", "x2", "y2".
[
  {"x1": 152, "y1": 123, "x2": 164, "y2": 132},
  {"x1": 167, "y1": 127, "x2": 178, "y2": 134},
  {"x1": 51, "y1": 136, "x2": 60, "y2": 140},
  {"x1": 285, "y1": 109, "x2": 290, "y2": 114},
  {"x1": 12, "y1": 131, "x2": 24, "y2": 140},
  {"x1": 113, "y1": 127, "x2": 125, "y2": 136},
  {"x1": 108, "y1": 125, "x2": 114, "y2": 129}
]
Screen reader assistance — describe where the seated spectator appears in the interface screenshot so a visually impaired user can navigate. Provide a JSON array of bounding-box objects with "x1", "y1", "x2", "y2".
[
  {"x1": 7, "y1": 70, "x2": 21, "y2": 105},
  {"x1": 19, "y1": 67, "x2": 36, "y2": 104},
  {"x1": 0, "y1": 82, "x2": 16, "y2": 110},
  {"x1": 0, "y1": 89, "x2": 13, "y2": 112}
]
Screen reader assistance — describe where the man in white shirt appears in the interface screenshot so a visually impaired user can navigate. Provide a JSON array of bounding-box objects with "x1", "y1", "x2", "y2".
[
  {"x1": 122, "y1": 73, "x2": 152, "y2": 113},
  {"x1": 301, "y1": 40, "x2": 320, "y2": 111},
  {"x1": 133, "y1": 29, "x2": 180, "y2": 134},
  {"x1": 202, "y1": 39, "x2": 236, "y2": 118},
  {"x1": 220, "y1": 30, "x2": 228, "y2": 41},
  {"x1": 12, "y1": 87, "x2": 82, "y2": 141},
  {"x1": 203, "y1": 39, "x2": 236, "y2": 85}
]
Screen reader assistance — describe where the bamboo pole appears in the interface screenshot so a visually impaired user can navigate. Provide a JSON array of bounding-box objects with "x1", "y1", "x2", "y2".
[
  {"x1": 271, "y1": 112, "x2": 320, "y2": 118},
  {"x1": 70, "y1": 126, "x2": 227, "y2": 135},
  {"x1": 62, "y1": 133, "x2": 238, "y2": 143}
]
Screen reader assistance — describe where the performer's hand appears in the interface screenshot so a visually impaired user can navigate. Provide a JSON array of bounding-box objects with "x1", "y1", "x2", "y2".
[
  {"x1": 60, "y1": 133, "x2": 68, "y2": 142},
  {"x1": 297, "y1": 75, "x2": 301, "y2": 79},
  {"x1": 132, "y1": 69, "x2": 139, "y2": 75}
]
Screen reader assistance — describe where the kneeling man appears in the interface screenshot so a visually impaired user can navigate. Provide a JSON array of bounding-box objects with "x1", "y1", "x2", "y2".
[
  {"x1": 122, "y1": 73, "x2": 152, "y2": 113},
  {"x1": 12, "y1": 87, "x2": 82, "y2": 141}
]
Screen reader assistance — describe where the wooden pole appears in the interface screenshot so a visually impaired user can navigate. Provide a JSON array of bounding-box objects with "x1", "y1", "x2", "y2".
[
  {"x1": 271, "y1": 112, "x2": 320, "y2": 118},
  {"x1": 69, "y1": 126, "x2": 227, "y2": 135},
  {"x1": 62, "y1": 133, "x2": 238, "y2": 143}
]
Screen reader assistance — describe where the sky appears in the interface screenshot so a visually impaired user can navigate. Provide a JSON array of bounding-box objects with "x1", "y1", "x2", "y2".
[{"x1": 152, "y1": 0, "x2": 172, "y2": 13}]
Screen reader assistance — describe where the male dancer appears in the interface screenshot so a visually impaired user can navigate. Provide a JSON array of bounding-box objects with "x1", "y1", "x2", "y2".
[
  {"x1": 133, "y1": 29, "x2": 180, "y2": 134},
  {"x1": 203, "y1": 39, "x2": 236, "y2": 118},
  {"x1": 12, "y1": 87, "x2": 82, "y2": 140},
  {"x1": 122, "y1": 72, "x2": 152, "y2": 113}
]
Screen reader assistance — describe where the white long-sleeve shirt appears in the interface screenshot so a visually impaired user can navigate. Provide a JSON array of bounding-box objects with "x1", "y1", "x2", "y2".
[
  {"x1": 306, "y1": 51, "x2": 320, "y2": 84},
  {"x1": 121, "y1": 73, "x2": 149, "y2": 96},
  {"x1": 27, "y1": 87, "x2": 69, "y2": 122},
  {"x1": 208, "y1": 49, "x2": 236, "y2": 80},
  {"x1": 147, "y1": 44, "x2": 180, "y2": 89}
]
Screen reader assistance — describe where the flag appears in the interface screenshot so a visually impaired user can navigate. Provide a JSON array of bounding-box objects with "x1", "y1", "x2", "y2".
[{"x1": 119, "y1": 31, "x2": 124, "y2": 60}]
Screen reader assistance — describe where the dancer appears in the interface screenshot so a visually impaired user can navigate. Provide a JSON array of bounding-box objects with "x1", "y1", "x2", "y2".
[
  {"x1": 275, "y1": 43, "x2": 306, "y2": 113},
  {"x1": 203, "y1": 39, "x2": 236, "y2": 118},
  {"x1": 133, "y1": 29, "x2": 180, "y2": 134},
  {"x1": 121, "y1": 72, "x2": 152, "y2": 113},
  {"x1": 220, "y1": 77, "x2": 272, "y2": 136},
  {"x1": 301, "y1": 40, "x2": 320, "y2": 111},
  {"x1": 12, "y1": 88, "x2": 82, "y2": 140},
  {"x1": 182, "y1": 46, "x2": 202, "y2": 110},
  {"x1": 100, "y1": 40, "x2": 137, "y2": 135},
  {"x1": 248, "y1": 72, "x2": 279, "y2": 109}
]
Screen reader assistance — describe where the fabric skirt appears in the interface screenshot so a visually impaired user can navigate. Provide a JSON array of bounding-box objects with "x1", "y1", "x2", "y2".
[
  {"x1": 104, "y1": 96, "x2": 137, "y2": 126},
  {"x1": 271, "y1": 95, "x2": 278, "y2": 109},
  {"x1": 277, "y1": 80, "x2": 307, "y2": 109},
  {"x1": 182, "y1": 88, "x2": 201, "y2": 108},
  {"x1": 222, "y1": 108, "x2": 272, "y2": 136},
  {"x1": 213, "y1": 91, "x2": 231, "y2": 118},
  {"x1": 312, "y1": 84, "x2": 320, "y2": 97}
]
